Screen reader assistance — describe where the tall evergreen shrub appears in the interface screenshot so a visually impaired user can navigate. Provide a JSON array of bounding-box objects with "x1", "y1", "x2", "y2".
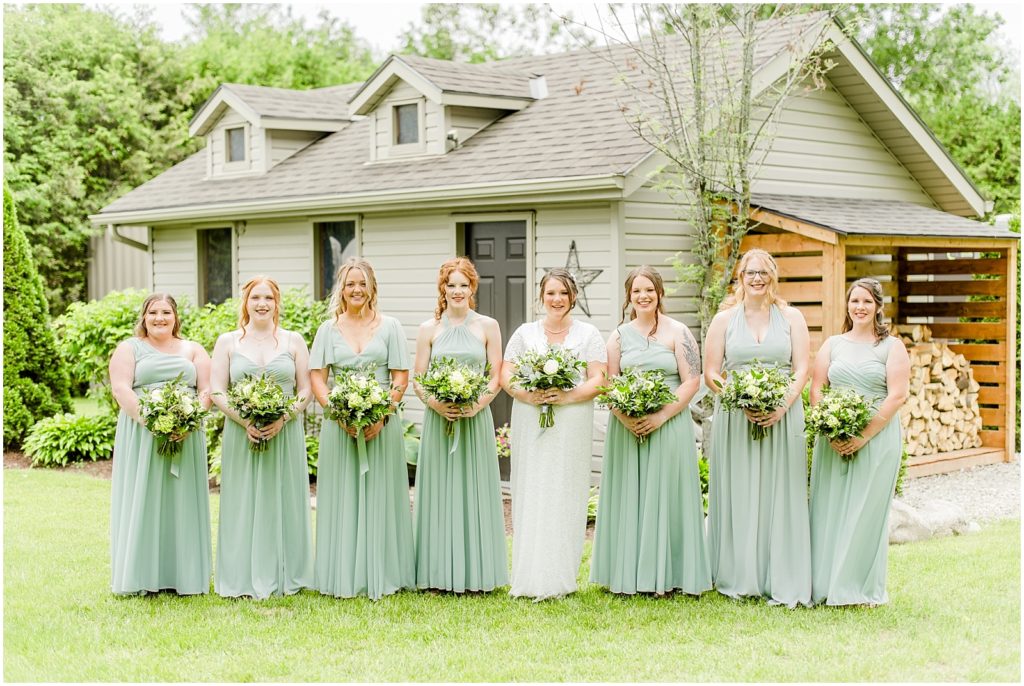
[{"x1": 3, "y1": 186, "x2": 72, "y2": 447}]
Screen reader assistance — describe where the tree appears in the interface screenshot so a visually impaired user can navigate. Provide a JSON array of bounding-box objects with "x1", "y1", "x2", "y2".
[
  {"x1": 3, "y1": 185, "x2": 73, "y2": 449},
  {"x1": 398, "y1": 3, "x2": 589, "y2": 63}
]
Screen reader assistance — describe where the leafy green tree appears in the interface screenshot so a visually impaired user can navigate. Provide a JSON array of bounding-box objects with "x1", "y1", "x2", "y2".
[
  {"x1": 3, "y1": 185, "x2": 73, "y2": 448},
  {"x1": 398, "y1": 3, "x2": 589, "y2": 62}
]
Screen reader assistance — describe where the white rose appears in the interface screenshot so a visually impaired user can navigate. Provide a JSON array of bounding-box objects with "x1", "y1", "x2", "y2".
[
  {"x1": 151, "y1": 389, "x2": 163, "y2": 402},
  {"x1": 369, "y1": 389, "x2": 383, "y2": 404},
  {"x1": 542, "y1": 359, "x2": 560, "y2": 375},
  {"x1": 182, "y1": 396, "x2": 194, "y2": 413},
  {"x1": 449, "y1": 370, "x2": 465, "y2": 385}
]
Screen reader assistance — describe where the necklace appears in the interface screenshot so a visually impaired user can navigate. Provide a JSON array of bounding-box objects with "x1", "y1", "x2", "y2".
[{"x1": 543, "y1": 320, "x2": 571, "y2": 335}]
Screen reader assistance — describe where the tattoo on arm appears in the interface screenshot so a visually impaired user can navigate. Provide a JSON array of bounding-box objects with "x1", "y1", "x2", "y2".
[{"x1": 681, "y1": 328, "x2": 701, "y2": 380}]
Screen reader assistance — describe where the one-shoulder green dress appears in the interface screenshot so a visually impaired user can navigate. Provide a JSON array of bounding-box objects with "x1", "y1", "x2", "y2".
[
  {"x1": 810, "y1": 335, "x2": 901, "y2": 606},
  {"x1": 590, "y1": 324, "x2": 712, "y2": 595},
  {"x1": 110, "y1": 338, "x2": 211, "y2": 595},
  {"x1": 215, "y1": 348, "x2": 313, "y2": 598},
  {"x1": 414, "y1": 310, "x2": 508, "y2": 592},
  {"x1": 707, "y1": 304, "x2": 811, "y2": 607},
  {"x1": 309, "y1": 316, "x2": 415, "y2": 600}
]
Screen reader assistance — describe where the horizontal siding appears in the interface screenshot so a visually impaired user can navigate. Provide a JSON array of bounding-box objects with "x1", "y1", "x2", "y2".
[
  {"x1": 209, "y1": 109, "x2": 262, "y2": 176},
  {"x1": 152, "y1": 228, "x2": 198, "y2": 305},
  {"x1": 269, "y1": 129, "x2": 321, "y2": 165},
  {"x1": 447, "y1": 106, "x2": 503, "y2": 145},
  {"x1": 751, "y1": 82, "x2": 932, "y2": 204},
  {"x1": 237, "y1": 220, "x2": 314, "y2": 293}
]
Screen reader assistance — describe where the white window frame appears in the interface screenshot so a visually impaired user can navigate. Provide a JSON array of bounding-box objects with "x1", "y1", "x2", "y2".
[
  {"x1": 223, "y1": 123, "x2": 252, "y2": 172},
  {"x1": 388, "y1": 98, "x2": 426, "y2": 156}
]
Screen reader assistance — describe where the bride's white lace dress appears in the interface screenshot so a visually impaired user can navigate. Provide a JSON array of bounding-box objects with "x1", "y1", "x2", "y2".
[{"x1": 505, "y1": 320, "x2": 607, "y2": 600}]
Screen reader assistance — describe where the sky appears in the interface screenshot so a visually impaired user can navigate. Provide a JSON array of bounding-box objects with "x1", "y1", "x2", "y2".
[{"x1": 142, "y1": 1, "x2": 1022, "y2": 61}]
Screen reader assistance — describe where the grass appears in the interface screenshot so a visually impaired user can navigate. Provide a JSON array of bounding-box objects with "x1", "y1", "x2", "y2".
[
  {"x1": 71, "y1": 396, "x2": 104, "y2": 417},
  {"x1": 4, "y1": 468, "x2": 1020, "y2": 682}
]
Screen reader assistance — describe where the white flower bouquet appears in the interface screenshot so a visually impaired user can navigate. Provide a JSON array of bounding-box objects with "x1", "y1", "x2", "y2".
[
  {"x1": 325, "y1": 364, "x2": 396, "y2": 434},
  {"x1": 138, "y1": 372, "x2": 209, "y2": 457},
  {"x1": 597, "y1": 368, "x2": 678, "y2": 444},
  {"x1": 715, "y1": 361, "x2": 795, "y2": 440},
  {"x1": 226, "y1": 373, "x2": 300, "y2": 452},
  {"x1": 806, "y1": 386, "x2": 874, "y2": 460},
  {"x1": 415, "y1": 356, "x2": 492, "y2": 437},
  {"x1": 509, "y1": 345, "x2": 587, "y2": 427}
]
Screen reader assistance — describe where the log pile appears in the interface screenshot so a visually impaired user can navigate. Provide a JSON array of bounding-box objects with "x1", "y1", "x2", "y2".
[{"x1": 897, "y1": 325, "x2": 983, "y2": 456}]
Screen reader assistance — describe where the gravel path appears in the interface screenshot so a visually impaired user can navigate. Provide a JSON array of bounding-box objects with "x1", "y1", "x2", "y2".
[{"x1": 898, "y1": 457, "x2": 1020, "y2": 523}]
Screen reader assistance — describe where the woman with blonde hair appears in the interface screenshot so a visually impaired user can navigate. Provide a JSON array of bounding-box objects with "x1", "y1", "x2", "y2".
[
  {"x1": 703, "y1": 248, "x2": 812, "y2": 607},
  {"x1": 809, "y1": 278, "x2": 909, "y2": 606},
  {"x1": 589, "y1": 266, "x2": 711, "y2": 596},
  {"x1": 309, "y1": 258, "x2": 414, "y2": 599},
  {"x1": 501, "y1": 268, "x2": 607, "y2": 599},
  {"x1": 108, "y1": 293, "x2": 212, "y2": 594},
  {"x1": 413, "y1": 257, "x2": 507, "y2": 593},
  {"x1": 210, "y1": 276, "x2": 313, "y2": 598}
]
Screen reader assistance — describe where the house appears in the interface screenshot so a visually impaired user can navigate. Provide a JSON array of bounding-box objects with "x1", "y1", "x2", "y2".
[{"x1": 92, "y1": 13, "x2": 1018, "y2": 475}]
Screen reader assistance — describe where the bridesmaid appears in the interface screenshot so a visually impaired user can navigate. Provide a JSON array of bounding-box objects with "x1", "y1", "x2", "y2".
[
  {"x1": 309, "y1": 258, "x2": 414, "y2": 600},
  {"x1": 590, "y1": 266, "x2": 711, "y2": 596},
  {"x1": 413, "y1": 257, "x2": 508, "y2": 593},
  {"x1": 108, "y1": 293, "x2": 212, "y2": 595},
  {"x1": 809, "y1": 278, "x2": 909, "y2": 606},
  {"x1": 704, "y1": 248, "x2": 812, "y2": 607},
  {"x1": 210, "y1": 276, "x2": 313, "y2": 598},
  {"x1": 500, "y1": 268, "x2": 607, "y2": 600}
]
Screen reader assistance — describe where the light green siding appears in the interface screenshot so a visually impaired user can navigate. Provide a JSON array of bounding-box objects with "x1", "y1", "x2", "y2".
[
  {"x1": 151, "y1": 228, "x2": 199, "y2": 305},
  {"x1": 236, "y1": 219, "x2": 314, "y2": 291}
]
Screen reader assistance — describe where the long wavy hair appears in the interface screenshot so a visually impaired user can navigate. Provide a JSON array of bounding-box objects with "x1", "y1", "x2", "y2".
[
  {"x1": 720, "y1": 248, "x2": 787, "y2": 311},
  {"x1": 328, "y1": 257, "x2": 379, "y2": 319},
  {"x1": 134, "y1": 293, "x2": 182, "y2": 339},
  {"x1": 620, "y1": 265, "x2": 666, "y2": 338},
  {"x1": 539, "y1": 268, "x2": 578, "y2": 315},
  {"x1": 434, "y1": 257, "x2": 479, "y2": 320},
  {"x1": 842, "y1": 278, "x2": 890, "y2": 344},
  {"x1": 238, "y1": 276, "x2": 281, "y2": 343}
]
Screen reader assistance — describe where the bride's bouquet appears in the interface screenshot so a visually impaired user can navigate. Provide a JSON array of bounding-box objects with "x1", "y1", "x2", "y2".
[
  {"x1": 806, "y1": 387, "x2": 874, "y2": 460},
  {"x1": 325, "y1": 364, "x2": 396, "y2": 434},
  {"x1": 139, "y1": 373, "x2": 209, "y2": 457},
  {"x1": 415, "y1": 356, "x2": 491, "y2": 437},
  {"x1": 715, "y1": 361, "x2": 795, "y2": 440},
  {"x1": 597, "y1": 368, "x2": 678, "y2": 444},
  {"x1": 226, "y1": 373, "x2": 300, "y2": 452},
  {"x1": 508, "y1": 346, "x2": 587, "y2": 428}
]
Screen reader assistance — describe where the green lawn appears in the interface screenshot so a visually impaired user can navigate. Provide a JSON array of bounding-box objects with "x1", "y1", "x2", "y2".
[{"x1": 4, "y1": 467, "x2": 1020, "y2": 682}]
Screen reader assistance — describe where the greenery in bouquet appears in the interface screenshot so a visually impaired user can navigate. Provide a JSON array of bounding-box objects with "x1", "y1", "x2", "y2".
[
  {"x1": 509, "y1": 345, "x2": 586, "y2": 427},
  {"x1": 715, "y1": 361, "x2": 795, "y2": 440},
  {"x1": 226, "y1": 372, "x2": 301, "y2": 453},
  {"x1": 806, "y1": 386, "x2": 875, "y2": 460},
  {"x1": 415, "y1": 356, "x2": 491, "y2": 437},
  {"x1": 596, "y1": 367, "x2": 678, "y2": 444},
  {"x1": 138, "y1": 372, "x2": 209, "y2": 457},
  {"x1": 325, "y1": 364, "x2": 396, "y2": 436}
]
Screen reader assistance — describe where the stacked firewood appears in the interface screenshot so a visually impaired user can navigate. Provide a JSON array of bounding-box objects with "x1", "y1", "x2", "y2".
[{"x1": 896, "y1": 325, "x2": 983, "y2": 456}]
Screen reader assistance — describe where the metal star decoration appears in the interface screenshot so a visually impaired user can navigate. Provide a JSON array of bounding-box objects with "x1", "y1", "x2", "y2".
[{"x1": 549, "y1": 240, "x2": 603, "y2": 317}]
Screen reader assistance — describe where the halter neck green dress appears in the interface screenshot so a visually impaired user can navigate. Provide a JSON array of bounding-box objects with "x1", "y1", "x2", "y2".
[
  {"x1": 110, "y1": 338, "x2": 211, "y2": 595},
  {"x1": 215, "y1": 346, "x2": 313, "y2": 598},
  {"x1": 414, "y1": 310, "x2": 508, "y2": 592},
  {"x1": 810, "y1": 335, "x2": 901, "y2": 606},
  {"x1": 589, "y1": 324, "x2": 712, "y2": 595},
  {"x1": 707, "y1": 304, "x2": 811, "y2": 607},
  {"x1": 309, "y1": 316, "x2": 414, "y2": 600}
]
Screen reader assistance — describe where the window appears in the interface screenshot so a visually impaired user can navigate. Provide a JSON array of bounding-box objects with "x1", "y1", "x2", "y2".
[
  {"x1": 394, "y1": 103, "x2": 419, "y2": 145},
  {"x1": 198, "y1": 228, "x2": 232, "y2": 305},
  {"x1": 226, "y1": 127, "x2": 246, "y2": 162},
  {"x1": 315, "y1": 221, "x2": 357, "y2": 300}
]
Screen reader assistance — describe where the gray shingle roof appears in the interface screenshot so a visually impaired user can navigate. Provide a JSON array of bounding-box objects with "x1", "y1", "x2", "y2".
[
  {"x1": 219, "y1": 82, "x2": 361, "y2": 120},
  {"x1": 390, "y1": 54, "x2": 536, "y2": 98},
  {"x1": 752, "y1": 194, "x2": 1017, "y2": 238}
]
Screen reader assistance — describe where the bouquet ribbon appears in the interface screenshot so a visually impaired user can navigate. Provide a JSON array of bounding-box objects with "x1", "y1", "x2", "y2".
[
  {"x1": 448, "y1": 419, "x2": 462, "y2": 456},
  {"x1": 169, "y1": 451, "x2": 181, "y2": 478},
  {"x1": 356, "y1": 429, "x2": 369, "y2": 476}
]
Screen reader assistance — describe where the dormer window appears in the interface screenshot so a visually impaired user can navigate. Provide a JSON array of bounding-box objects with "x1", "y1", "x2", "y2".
[
  {"x1": 394, "y1": 103, "x2": 419, "y2": 145},
  {"x1": 226, "y1": 127, "x2": 246, "y2": 162}
]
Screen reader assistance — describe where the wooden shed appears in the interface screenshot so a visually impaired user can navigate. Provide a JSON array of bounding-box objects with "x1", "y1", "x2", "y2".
[{"x1": 741, "y1": 194, "x2": 1018, "y2": 476}]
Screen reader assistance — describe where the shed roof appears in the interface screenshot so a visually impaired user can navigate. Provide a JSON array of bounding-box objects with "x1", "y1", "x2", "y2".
[{"x1": 751, "y1": 194, "x2": 1017, "y2": 239}]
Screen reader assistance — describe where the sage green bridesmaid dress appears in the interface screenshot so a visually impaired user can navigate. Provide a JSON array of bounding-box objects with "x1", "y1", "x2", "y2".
[
  {"x1": 707, "y1": 304, "x2": 811, "y2": 607},
  {"x1": 215, "y1": 350, "x2": 313, "y2": 598},
  {"x1": 309, "y1": 316, "x2": 415, "y2": 600},
  {"x1": 590, "y1": 324, "x2": 712, "y2": 595},
  {"x1": 110, "y1": 338, "x2": 211, "y2": 595},
  {"x1": 810, "y1": 336, "x2": 901, "y2": 606},
  {"x1": 414, "y1": 310, "x2": 508, "y2": 592}
]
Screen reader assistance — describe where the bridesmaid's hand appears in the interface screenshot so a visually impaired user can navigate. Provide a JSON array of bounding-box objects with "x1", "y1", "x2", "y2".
[
  {"x1": 432, "y1": 400, "x2": 464, "y2": 422},
  {"x1": 169, "y1": 430, "x2": 188, "y2": 443},
  {"x1": 833, "y1": 435, "x2": 867, "y2": 456},
  {"x1": 337, "y1": 420, "x2": 358, "y2": 438},
  {"x1": 750, "y1": 405, "x2": 787, "y2": 428},
  {"x1": 461, "y1": 402, "x2": 483, "y2": 419},
  {"x1": 363, "y1": 419, "x2": 385, "y2": 441},
  {"x1": 633, "y1": 411, "x2": 666, "y2": 439},
  {"x1": 541, "y1": 388, "x2": 571, "y2": 406},
  {"x1": 245, "y1": 423, "x2": 263, "y2": 444},
  {"x1": 519, "y1": 389, "x2": 547, "y2": 406},
  {"x1": 260, "y1": 417, "x2": 286, "y2": 441}
]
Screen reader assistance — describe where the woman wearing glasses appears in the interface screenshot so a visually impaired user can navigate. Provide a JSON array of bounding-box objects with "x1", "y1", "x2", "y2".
[
  {"x1": 703, "y1": 248, "x2": 812, "y2": 607},
  {"x1": 808, "y1": 278, "x2": 909, "y2": 606}
]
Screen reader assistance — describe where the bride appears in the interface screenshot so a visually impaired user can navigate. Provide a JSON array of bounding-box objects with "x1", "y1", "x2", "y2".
[{"x1": 500, "y1": 268, "x2": 607, "y2": 600}]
